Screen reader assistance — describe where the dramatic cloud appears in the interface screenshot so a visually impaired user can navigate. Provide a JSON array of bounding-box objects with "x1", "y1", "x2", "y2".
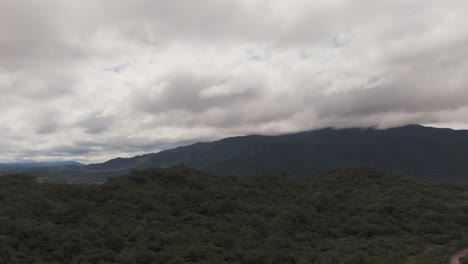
[{"x1": 1, "y1": 0, "x2": 468, "y2": 162}]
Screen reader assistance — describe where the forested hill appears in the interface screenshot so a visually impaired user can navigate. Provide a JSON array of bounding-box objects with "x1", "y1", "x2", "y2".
[
  {"x1": 3, "y1": 125, "x2": 468, "y2": 183},
  {"x1": 1, "y1": 166, "x2": 468, "y2": 263},
  {"x1": 87, "y1": 125, "x2": 468, "y2": 182}
]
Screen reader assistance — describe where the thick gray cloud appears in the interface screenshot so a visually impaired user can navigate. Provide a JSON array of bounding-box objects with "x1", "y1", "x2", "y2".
[
  {"x1": 1, "y1": 0, "x2": 468, "y2": 163},
  {"x1": 132, "y1": 72, "x2": 262, "y2": 113}
]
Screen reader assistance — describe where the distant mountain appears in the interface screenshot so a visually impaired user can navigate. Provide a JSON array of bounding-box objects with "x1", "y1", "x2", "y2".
[
  {"x1": 0, "y1": 161, "x2": 83, "y2": 169},
  {"x1": 4, "y1": 125, "x2": 468, "y2": 183},
  {"x1": 82, "y1": 124, "x2": 468, "y2": 182}
]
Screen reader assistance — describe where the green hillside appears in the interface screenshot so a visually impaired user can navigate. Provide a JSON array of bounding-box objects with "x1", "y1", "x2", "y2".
[
  {"x1": 4, "y1": 125, "x2": 468, "y2": 183},
  {"x1": 87, "y1": 125, "x2": 468, "y2": 183},
  {"x1": 1, "y1": 166, "x2": 468, "y2": 263}
]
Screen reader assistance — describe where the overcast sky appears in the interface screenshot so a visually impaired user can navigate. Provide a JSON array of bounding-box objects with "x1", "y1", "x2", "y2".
[{"x1": 1, "y1": 0, "x2": 468, "y2": 163}]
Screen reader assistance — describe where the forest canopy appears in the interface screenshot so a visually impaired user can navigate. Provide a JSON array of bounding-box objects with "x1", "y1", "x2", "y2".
[{"x1": 1, "y1": 165, "x2": 467, "y2": 263}]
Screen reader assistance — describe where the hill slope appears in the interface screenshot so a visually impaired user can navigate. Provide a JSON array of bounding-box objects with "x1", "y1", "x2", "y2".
[
  {"x1": 4, "y1": 125, "x2": 468, "y2": 183},
  {"x1": 88, "y1": 125, "x2": 468, "y2": 182},
  {"x1": 1, "y1": 166, "x2": 468, "y2": 263}
]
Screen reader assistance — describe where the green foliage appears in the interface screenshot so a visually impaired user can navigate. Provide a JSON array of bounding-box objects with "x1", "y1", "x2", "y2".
[{"x1": 0, "y1": 166, "x2": 467, "y2": 263}]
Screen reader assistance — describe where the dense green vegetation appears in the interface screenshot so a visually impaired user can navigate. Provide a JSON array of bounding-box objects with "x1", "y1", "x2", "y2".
[
  {"x1": 1, "y1": 165, "x2": 468, "y2": 263},
  {"x1": 5, "y1": 124, "x2": 468, "y2": 183}
]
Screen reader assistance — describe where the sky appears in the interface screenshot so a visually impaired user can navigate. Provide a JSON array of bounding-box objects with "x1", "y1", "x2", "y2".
[{"x1": 1, "y1": 0, "x2": 468, "y2": 163}]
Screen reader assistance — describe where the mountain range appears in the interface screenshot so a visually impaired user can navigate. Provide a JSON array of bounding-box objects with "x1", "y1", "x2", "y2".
[
  {"x1": 0, "y1": 161, "x2": 83, "y2": 169},
  {"x1": 2, "y1": 124, "x2": 468, "y2": 183}
]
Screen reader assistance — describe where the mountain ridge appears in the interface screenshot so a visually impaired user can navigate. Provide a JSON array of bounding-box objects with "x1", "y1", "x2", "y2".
[
  {"x1": 3, "y1": 124, "x2": 468, "y2": 183},
  {"x1": 0, "y1": 161, "x2": 84, "y2": 168},
  {"x1": 85, "y1": 124, "x2": 468, "y2": 181}
]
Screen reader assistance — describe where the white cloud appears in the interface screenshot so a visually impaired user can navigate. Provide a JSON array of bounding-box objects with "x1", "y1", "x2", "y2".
[{"x1": 1, "y1": 0, "x2": 468, "y2": 162}]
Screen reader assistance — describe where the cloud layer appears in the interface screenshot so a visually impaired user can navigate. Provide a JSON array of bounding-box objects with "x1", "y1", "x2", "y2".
[{"x1": 1, "y1": 0, "x2": 468, "y2": 162}]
